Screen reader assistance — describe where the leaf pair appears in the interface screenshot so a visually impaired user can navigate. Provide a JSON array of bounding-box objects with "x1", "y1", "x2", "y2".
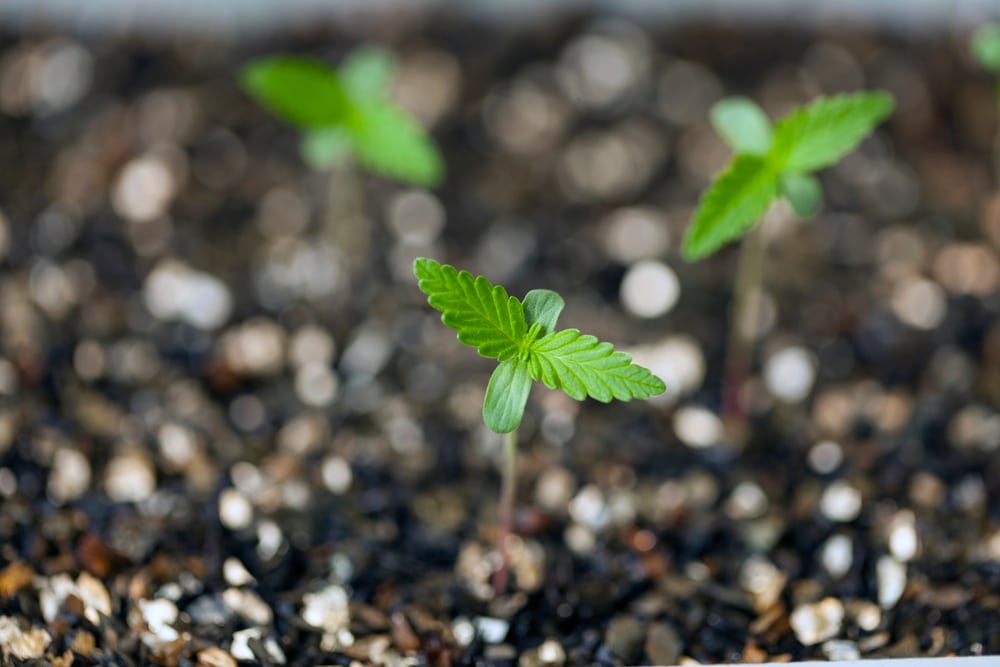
[
  {"x1": 682, "y1": 91, "x2": 894, "y2": 260},
  {"x1": 241, "y1": 47, "x2": 443, "y2": 186},
  {"x1": 414, "y1": 258, "x2": 666, "y2": 433}
]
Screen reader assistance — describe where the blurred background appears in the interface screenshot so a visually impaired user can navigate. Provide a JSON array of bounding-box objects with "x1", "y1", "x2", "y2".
[{"x1": 2, "y1": 1, "x2": 1000, "y2": 665}]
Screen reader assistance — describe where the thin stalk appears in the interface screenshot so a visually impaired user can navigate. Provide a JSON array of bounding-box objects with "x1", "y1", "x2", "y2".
[
  {"x1": 721, "y1": 222, "x2": 768, "y2": 429},
  {"x1": 324, "y1": 160, "x2": 367, "y2": 274},
  {"x1": 492, "y1": 429, "x2": 518, "y2": 597}
]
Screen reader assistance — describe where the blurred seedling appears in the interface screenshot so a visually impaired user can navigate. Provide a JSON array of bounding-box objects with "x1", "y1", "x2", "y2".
[
  {"x1": 972, "y1": 23, "x2": 1000, "y2": 187},
  {"x1": 413, "y1": 257, "x2": 665, "y2": 596},
  {"x1": 241, "y1": 47, "x2": 444, "y2": 267},
  {"x1": 683, "y1": 91, "x2": 894, "y2": 430}
]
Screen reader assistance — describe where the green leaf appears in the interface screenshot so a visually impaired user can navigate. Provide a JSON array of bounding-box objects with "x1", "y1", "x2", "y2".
[
  {"x1": 300, "y1": 128, "x2": 352, "y2": 170},
  {"x1": 682, "y1": 154, "x2": 780, "y2": 260},
  {"x1": 769, "y1": 91, "x2": 894, "y2": 173},
  {"x1": 527, "y1": 329, "x2": 665, "y2": 403},
  {"x1": 483, "y1": 359, "x2": 532, "y2": 433},
  {"x1": 711, "y1": 97, "x2": 773, "y2": 156},
  {"x1": 973, "y1": 24, "x2": 1000, "y2": 73},
  {"x1": 780, "y1": 172, "x2": 823, "y2": 218},
  {"x1": 340, "y1": 46, "x2": 394, "y2": 103},
  {"x1": 413, "y1": 258, "x2": 526, "y2": 361},
  {"x1": 523, "y1": 289, "x2": 564, "y2": 336},
  {"x1": 241, "y1": 56, "x2": 358, "y2": 129},
  {"x1": 353, "y1": 103, "x2": 444, "y2": 186}
]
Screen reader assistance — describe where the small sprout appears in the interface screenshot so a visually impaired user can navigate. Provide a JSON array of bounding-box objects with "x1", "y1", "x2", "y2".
[
  {"x1": 414, "y1": 258, "x2": 665, "y2": 433},
  {"x1": 684, "y1": 91, "x2": 894, "y2": 427},
  {"x1": 414, "y1": 257, "x2": 664, "y2": 593},
  {"x1": 683, "y1": 91, "x2": 894, "y2": 260},
  {"x1": 241, "y1": 47, "x2": 443, "y2": 186}
]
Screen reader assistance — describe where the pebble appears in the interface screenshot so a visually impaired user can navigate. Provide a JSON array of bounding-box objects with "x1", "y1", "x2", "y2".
[
  {"x1": 848, "y1": 600, "x2": 882, "y2": 632},
  {"x1": 604, "y1": 615, "x2": 645, "y2": 663},
  {"x1": 301, "y1": 584, "x2": 350, "y2": 634},
  {"x1": 222, "y1": 557, "x2": 255, "y2": 586},
  {"x1": 47, "y1": 447, "x2": 91, "y2": 503},
  {"x1": 218, "y1": 488, "x2": 253, "y2": 530},
  {"x1": 888, "y1": 510, "x2": 919, "y2": 562},
  {"x1": 222, "y1": 588, "x2": 272, "y2": 626},
  {"x1": 5, "y1": 625, "x2": 51, "y2": 660},
  {"x1": 187, "y1": 594, "x2": 234, "y2": 627},
  {"x1": 474, "y1": 617, "x2": 510, "y2": 644},
  {"x1": 568, "y1": 484, "x2": 610, "y2": 532},
  {"x1": 321, "y1": 455, "x2": 353, "y2": 495},
  {"x1": 620, "y1": 260, "x2": 680, "y2": 318},
  {"x1": 725, "y1": 481, "x2": 769, "y2": 520},
  {"x1": 877, "y1": 556, "x2": 907, "y2": 609},
  {"x1": 820, "y1": 533, "x2": 854, "y2": 578},
  {"x1": 644, "y1": 621, "x2": 683, "y2": 666},
  {"x1": 104, "y1": 452, "x2": 156, "y2": 503},
  {"x1": 807, "y1": 440, "x2": 844, "y2": 474},
  {"x1": 137, "y1": 598, "x2": 179, "y2": 645},
  {"x1": 789, "y1": 597, "x2": 844, "y2": 646},
  {"x1": 819, "y1": 480, "x2": 862, "y2": 522},
  {"x1": 144, "y1": 260, "x2": 232, "y2": 331},
  {"x1": 230, "y1": 628, "x2": 285, "y2": 664},
  {"x1": 673, "y1": 405, "x2": 724, "y2": 449},
  {"x1": 822, "y1": 639, "x2": 860, "y2": 661},
  {"x1": 537, "y1": 638, "x2": 567, "y2": 666},
  {"x1": 535, "y1": 466, "x2": 577, "y2": 513},
  {"x1": 764, "y1": 346, "x2": 816, "y2": 402},
  {"x1": 197, "y1": 646, "x2": 238, "y2": 667},
  {"x1": 739, "y1": 557, "x2": 786, "y2": 613}
]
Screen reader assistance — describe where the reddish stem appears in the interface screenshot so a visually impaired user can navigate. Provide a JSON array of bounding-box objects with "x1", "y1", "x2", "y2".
[{"x1": 492, "y1": 430, "x2": 517, "y2": 597}]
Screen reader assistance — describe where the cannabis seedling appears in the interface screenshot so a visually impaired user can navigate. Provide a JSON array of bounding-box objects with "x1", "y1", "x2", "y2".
[
  {"x1": 683, "y1": 91, "x2": 894, "y2": 425},
  {"x1": 972, "y1": 23, "x2": 1000, "y2": 188},
  {"x1": 413, "y1": 258, "x2": 665, "y2": 594},
  {"x1": 241, "y1": 47, "x2": 444, "y2": 269}
]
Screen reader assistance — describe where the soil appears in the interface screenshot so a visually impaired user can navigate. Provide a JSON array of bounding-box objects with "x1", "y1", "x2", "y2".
[{"x1": 1, "y1": 14, "x2": 1000, "y2": 667}]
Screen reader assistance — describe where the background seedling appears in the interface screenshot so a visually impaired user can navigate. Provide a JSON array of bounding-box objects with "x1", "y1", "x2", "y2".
[
  {"x1": 683, "y1": 91, "x2": 894, "y2": 429},
  {"x1": 413, "y1": 257, "x2": 665, "y2": 595},
  {"x1": 972, "y1": 23, "x2": 1000, "y2": 188},
  {"x1": 241, "y1": 48, "x2": 444, "y2": 269}
]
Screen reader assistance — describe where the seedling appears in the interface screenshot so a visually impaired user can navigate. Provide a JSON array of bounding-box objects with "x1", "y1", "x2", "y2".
[
  {"x1": 413, "y1": 257, "x2": 665, "y2": 594},
  {"x1": 972, "y1": 23, "x2": 1000, "y2": 187},
  {"x1": 683, "y1": 92, "x2": 894, "y2": 425},
  {"x1": 241, "y1": 47, "x2": 444, "y2": 271}
]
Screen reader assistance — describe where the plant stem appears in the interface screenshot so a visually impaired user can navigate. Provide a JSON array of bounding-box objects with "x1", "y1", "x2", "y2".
[
  {"x1": 324, "y1": 160, "x2": 367, "y2": 274},
  {"x1": 721, "y1": 221, "x2": 768, "y2": 429},
  {"x1": 492, "y1": 429, "x2": 518, "y2": 597}
]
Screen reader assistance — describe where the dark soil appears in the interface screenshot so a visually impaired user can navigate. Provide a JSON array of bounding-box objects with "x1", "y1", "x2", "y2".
[{"x1": 1, "y1": 14, "x2": 1000, "y2": 667}]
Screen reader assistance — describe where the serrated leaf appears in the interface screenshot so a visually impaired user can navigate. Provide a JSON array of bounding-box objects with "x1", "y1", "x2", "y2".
[
  {"x1": 527, "y1": 329, "x2": 665, "y2": 403},
  {"x1": 483, "y1": 359, "x2": 532, "y2": 433},
  {"x1": 770, "y1": 91, "x2": 894, "y2": 173},
  {"x1": 780, "y1": 172, "x2": 823, "y2": 218},
  {"x1": 300, "y1": 128, "x2": 352, "y2": 170},
  {"x1": 241, "y1": 56, "x2": 358, "y2": 129},
  {"x1": 973, "y1": 24, "x2": 1000, "y2": 73},
  {"x1": 523, "y1": 289, "x2": 564, "y2": 336},
  {"x1": 711, "y1": 97, "x2": 773, "y2": 156},
  {"x1": 413, "y1": 258, "x2": 526, "y2": 361},
  {"x1": 682, "y1": 154, "x2": 780, "y2": 260},
  {"x1": 340, "y1": 46, "x2": 394, "y2": 103},
  {"x1": 353, "y1": 103, "x2": 444, "y2": 187}
]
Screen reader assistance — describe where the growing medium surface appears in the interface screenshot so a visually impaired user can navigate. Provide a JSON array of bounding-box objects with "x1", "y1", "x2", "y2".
[{"x1": 0, "y1": 17, "x2": 999, "y2": 667}]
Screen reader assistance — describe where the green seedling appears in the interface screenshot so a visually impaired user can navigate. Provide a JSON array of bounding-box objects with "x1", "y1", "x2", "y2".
[
  {"x1": 683, "y1": 91, "x2": 894, "y2": 426},
  {"x1": 972, "y1": 23, "x2": 1000, "y2": 188},
  {"x1": 241, "y1": 47, "x2": 444, "y2": 275},
  {"x1": 414, "y1": 257, "x2": 665, "y2": 594},
  {"x1": 241, "y1": 47, "x2": 443, "y2": 185}
]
